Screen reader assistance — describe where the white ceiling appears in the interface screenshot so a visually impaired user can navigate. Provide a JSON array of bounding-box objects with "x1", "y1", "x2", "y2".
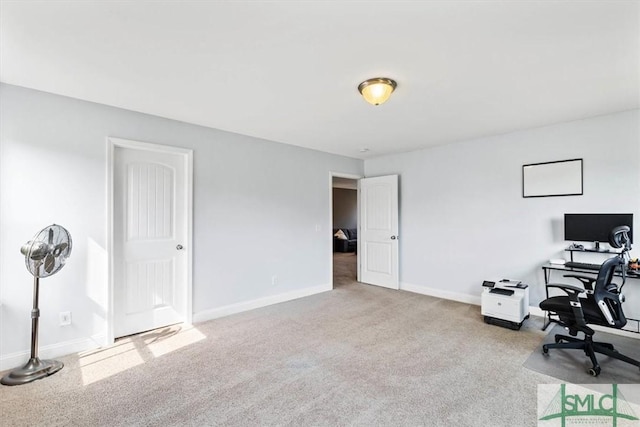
[{"x1": 1, "y1": 1, "x2": 638, "y2": 159}]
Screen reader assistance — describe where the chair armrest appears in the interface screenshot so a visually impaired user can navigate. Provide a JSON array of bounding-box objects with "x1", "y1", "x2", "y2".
[
  {"x1": 563, "y1": 274, "x2": 597, "y2": 291},
  {"x1": 546, "y1": 283, "x2": 584, "y2": 296}
]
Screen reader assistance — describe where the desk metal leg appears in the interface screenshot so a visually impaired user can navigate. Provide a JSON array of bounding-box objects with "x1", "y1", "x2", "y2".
[
  {"x1": 542, "y1": 314, "x2": 552, "y2": 331},
  {"x1": 542, "y1": 267, "x2": 552, "y2": 331}
]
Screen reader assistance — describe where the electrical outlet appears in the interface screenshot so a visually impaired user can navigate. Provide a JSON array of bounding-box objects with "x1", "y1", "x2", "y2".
[
  {"x1": 271, "y1": 275, "x2": 278, "y2": 286},
  {"x1": 59, "y1": 311, "x2": 72, "y2": 326}
]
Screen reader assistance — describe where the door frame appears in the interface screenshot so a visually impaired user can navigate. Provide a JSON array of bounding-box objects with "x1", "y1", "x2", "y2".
[
  {"x1": 107, "y1": 137, "x2": 193, "y2": 344},
  {"x1": 329, "y1": 172, "x2": 362, "y2": 288}
]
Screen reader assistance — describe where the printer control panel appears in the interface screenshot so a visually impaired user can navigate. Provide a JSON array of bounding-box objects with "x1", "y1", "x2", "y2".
[{"x1": 482, "y1": 280, "x2": 495, "y2": 288}]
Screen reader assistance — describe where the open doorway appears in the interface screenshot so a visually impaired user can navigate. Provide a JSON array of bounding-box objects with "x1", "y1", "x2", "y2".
[{"x1": 331, "y1": 176, "x2": 359, "y2": 288}]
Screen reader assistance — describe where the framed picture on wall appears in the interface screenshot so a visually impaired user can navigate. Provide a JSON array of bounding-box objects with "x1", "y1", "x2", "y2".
[{"x1": 522, "y1": 158, "x2": 583, "y2": 198}]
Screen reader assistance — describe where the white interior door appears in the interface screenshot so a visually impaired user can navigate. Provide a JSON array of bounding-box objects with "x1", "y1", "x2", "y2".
[
  {"x1": 114, "y1": 144, "x2": 189, "y2": 338},
  {"x1": 359, "y1": 175, "x2": 399, "y2": 289}
]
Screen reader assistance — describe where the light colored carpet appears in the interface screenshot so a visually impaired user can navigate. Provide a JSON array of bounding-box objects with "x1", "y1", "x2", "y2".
[
  {"x1": 523, "y1": 323, "x2": 640, "y2": 384},
  {"x1": 1, "y1": 253, "x2": 557, "y2": 426}
]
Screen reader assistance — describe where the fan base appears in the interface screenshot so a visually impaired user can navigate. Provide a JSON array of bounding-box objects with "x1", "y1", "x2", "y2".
[{"x1": 1, "y1": 357, "x2": 63, "y2": 386}]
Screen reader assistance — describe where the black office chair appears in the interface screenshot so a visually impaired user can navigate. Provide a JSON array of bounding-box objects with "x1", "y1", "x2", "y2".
[{"x1": 539, "y1": 226, "x2": 640, "y2": 376}]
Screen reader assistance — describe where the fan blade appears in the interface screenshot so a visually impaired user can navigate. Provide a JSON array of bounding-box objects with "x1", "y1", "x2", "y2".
[
  {"x1": 53, "y1": 242, "x2": 68, "y2": 257},
  {"x1": 44, "y1": 253, "x2": 55, "y2": 273},
  {"x1": 48, "y1": 228, "x2": 54, "y2": 245}
]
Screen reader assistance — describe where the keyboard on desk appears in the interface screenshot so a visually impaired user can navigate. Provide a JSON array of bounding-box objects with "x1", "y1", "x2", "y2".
[{"x1": 565, "y1": 261, "x2": 602, "y2": 270}]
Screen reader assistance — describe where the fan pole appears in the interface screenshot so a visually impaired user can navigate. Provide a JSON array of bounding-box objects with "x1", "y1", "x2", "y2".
[
  {"x1": 31, "y1": 275, "x2": 40, "y2": 359},
  {"x1": 0, "y1": 277, "x2": 64, "y2": 386}
]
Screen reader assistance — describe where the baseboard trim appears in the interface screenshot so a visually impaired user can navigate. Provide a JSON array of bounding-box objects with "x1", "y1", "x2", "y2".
[
  {"x1": 400, "y1": 285, "x2": 640, "y2": 339},
  {"x1": 0, "y1": 333, "x2": 106, "y2": 372},
  {"x1": 400, "y1": 282, "x2": 482, "y2": 306},
  {"x1": 400, "y1": 284, "x2": 544, "y2": 322},
  {"x1": 529, "y1": 306, "x2": 546, "y2": 318},
  {"x1": 193, "y1": 283, "x2": 332, "y2": 324},
  {"x1": 2, "y1": 285, "x2": 334, "y2": 371}
]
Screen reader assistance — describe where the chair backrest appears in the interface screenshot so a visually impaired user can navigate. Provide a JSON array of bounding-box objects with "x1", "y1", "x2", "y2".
[{"x1": 593, "y1": 255, "x2": 627, "y2": 328}]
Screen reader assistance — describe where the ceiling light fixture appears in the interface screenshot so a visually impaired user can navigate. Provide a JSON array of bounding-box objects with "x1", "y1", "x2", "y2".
[{"x1": 357, "y1": 77, "x2": 397, "y2": 106}]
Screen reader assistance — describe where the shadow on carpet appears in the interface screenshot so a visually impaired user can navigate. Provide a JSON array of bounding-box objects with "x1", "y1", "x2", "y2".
[{"x1": 524, "y1": 324, "x2": 640, "y2": 384}]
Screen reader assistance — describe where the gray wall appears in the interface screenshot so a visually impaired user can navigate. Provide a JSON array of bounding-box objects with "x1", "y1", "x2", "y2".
[
  {"x1": 365, "y1": 110, "x2": 640, "y2": 313},
  {"x1": 0, "y1": 84, "x2": 363, "y2": 363},
  {"x1": 3, "y1": 82, "x2": 637, "y2": 365},
  {"x1": 333, "y1": 188, "x2": 357, "y2": 230}
]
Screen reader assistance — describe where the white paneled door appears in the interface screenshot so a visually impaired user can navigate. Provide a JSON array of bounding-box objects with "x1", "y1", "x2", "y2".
[
  {"x1": 359, "y1": 175, "x2": 399, "y2": 289},
  {"x1": 114, "y1": 143, "x2": 190, "y2": 338}
]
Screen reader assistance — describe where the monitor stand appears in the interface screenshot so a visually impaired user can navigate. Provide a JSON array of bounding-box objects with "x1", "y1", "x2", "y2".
[{"x1": 594, "y1": 241, "x2": 600, "y2": 251}]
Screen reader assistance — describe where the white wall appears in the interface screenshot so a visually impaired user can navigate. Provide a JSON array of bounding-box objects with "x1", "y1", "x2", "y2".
[
  {"x1": 0, "y1": 84, "x2": 363, "y2": 368},
  {"x1": 365, "y1": 110, "x2": 640, "y2": 311}
]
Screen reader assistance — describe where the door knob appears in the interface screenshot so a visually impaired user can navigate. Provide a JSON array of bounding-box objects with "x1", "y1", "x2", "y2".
[
  {"x1": 390, "y1": 236, "x2": 397, "y2": 240},
  {"x1": 176, "y1": 244, "x2": 184, "y2": 250}
]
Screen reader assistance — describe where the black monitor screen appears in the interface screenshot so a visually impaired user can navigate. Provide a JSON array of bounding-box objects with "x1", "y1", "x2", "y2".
[{"x1": 564, "y1": 213, "x2": 633, "y2": 243}]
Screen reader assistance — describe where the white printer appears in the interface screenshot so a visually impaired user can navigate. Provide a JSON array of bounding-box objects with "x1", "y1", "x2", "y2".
[{"x1": 481, "y1": 279, "x2": 529, "y2": 330}]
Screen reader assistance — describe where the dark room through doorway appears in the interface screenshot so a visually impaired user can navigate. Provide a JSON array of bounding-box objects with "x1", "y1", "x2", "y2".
[{"x1": 332, "y1": 177, "x2": 358, "y2": 287}]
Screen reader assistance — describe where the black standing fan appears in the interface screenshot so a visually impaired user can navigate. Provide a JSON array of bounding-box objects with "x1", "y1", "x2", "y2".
[{"x1": 1, "y1": 224, "x2": 72, "y2": 386}]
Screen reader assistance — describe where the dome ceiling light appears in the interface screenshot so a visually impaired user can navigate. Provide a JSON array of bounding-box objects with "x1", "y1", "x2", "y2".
[{"x1": 357, "y1": 78, "x2": 397, "y2": 106}]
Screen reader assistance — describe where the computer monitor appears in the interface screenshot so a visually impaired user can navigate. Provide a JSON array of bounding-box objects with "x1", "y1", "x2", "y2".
[{"x1": 564, "y1": 213, "x2": 633, "y2": 244}]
